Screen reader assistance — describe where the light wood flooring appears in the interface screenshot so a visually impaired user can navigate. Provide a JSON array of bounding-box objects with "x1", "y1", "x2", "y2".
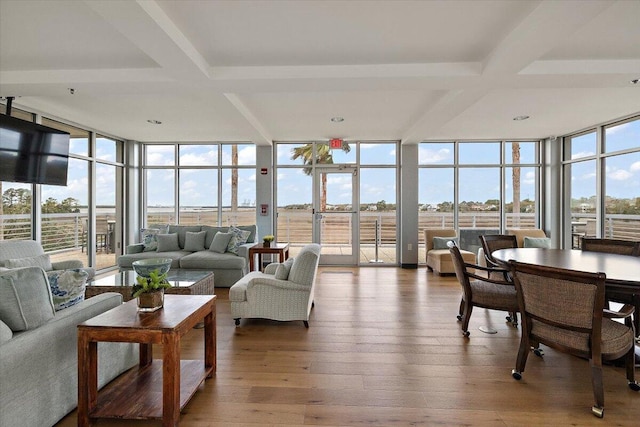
[{"x1": 57, "y1": 267, "x2": 640, "y2": 426}]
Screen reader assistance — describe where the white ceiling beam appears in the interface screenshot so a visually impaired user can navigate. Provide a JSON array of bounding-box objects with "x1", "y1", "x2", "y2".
[
  {"x1": 482, "y1": 0, "x2": 613, "y2": 75},
  {"x1": 223, "y1": 93, "x2": 273, "y2": 145},
  {"x1": 521, "y1": 59, "x2": 640, "y2": 75},
  {"x1": 211, "y1": 63, "x2": 482, "y2": 80},
  {"x1": 83, "y1": 0, "x2": 210, "y2": 81},
  {"x1": 401, "y1": 88, "x2": 488, "y2": 144}
]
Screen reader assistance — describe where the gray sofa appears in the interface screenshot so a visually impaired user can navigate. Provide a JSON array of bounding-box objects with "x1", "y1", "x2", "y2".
[
  {"x1": 118, "y1": 224, "x2": 257, "y2": 288},
  {"x1": 0, "y1": 267, "x2": 138, "y2": 427}
]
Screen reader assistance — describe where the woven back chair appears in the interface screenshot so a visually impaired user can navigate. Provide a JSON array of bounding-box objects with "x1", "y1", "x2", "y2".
[
  {"x1": 509, "y1": 261, "x2": 639, "y2": 418},
  {"x1": 581, "y1": 238, "x2": 640, "y2": 257},
  {"x1": 479, "y1": 234, "x2": 518, "y2": 268},
  {"x1": 582, "y1": 238, "x2": 640, "y2": 335},
  {"x1": 449, "y1": 242, "x2": 518, "y2": 337}
]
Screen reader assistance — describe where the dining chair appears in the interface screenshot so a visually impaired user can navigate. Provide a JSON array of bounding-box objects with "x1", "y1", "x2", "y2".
[
  {"x1": 448, "y1": 241, "x2": 518, "y2": 337},
  {"x1": 582, "y1": 237, "x2": 640, "y2": 336},
  {"x1": 509, "y1": 260, "x2": 639, "y2": 418},
  {"x1": 479, "y1": 234, "x2": 518, "y2": 268},
  {"x1": 581, "y1": 238, "x2": 640, "y2": 257}
]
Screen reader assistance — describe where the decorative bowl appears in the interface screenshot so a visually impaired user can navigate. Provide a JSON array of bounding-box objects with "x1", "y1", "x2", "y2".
[{"x1": 132, "y1": 258, "x2": 172, "y2": 278}]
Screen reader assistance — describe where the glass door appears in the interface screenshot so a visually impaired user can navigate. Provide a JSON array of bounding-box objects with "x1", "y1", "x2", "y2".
[{"x1": 314, "y1": 167, "x2": 358, "y2": 265}]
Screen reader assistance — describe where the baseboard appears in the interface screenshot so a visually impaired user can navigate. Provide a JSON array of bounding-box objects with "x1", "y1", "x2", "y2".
[{"x1": 401, "y1": 263, "x2": 418, "y2": 269}]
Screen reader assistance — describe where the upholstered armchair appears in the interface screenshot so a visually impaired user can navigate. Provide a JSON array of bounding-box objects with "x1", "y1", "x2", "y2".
[
  {"x1": 230, "y1": 243, "x2": 321, "y2": 327},
  {"x1": 424, "y1": 228, "x2": 475, "y2": 275}
]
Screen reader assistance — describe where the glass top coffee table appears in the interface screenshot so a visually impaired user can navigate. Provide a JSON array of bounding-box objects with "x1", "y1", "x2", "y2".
[{"x1": 86, "y1": 270, "x2": 215, "y2": 301}]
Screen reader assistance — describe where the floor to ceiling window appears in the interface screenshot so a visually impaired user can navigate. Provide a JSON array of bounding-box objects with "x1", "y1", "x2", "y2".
[
  {"x1": 564, "y1": 115, "x2": 640, "y2": 246},
  {"x1": 142, "y1": 143, "x2": 256, "y2": 227},
  {"x1": 419, "y1": 140, "x2": 541, "y2": 259},
  {"x1": 275, "y1": 141, "x2": 398, "y2": 265}
]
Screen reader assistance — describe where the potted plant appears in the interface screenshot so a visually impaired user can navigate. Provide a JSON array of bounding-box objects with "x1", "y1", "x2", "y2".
[
  {"x1": 132, "y1": 269, "x2": 172, "y2": 312},
  {"x1": 263, "y1": 234, "x2": 275, "y2": 247}
]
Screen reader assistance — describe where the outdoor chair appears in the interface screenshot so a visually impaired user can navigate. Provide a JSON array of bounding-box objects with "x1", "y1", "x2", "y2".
[
  {"x1": 509, "y1": 260, "x2": 639, "y2": 418},
  {"x1": 449, "y1": 242, "x2": 518, "y2": 337}
]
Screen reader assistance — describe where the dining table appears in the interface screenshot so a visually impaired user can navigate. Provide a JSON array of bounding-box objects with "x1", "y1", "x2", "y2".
[{"x1": 492, "y1": 247, "x2": 640, "y2": 362}]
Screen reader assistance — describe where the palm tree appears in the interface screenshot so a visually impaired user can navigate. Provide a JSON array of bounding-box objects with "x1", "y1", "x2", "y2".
[
  {"x1": 511, "y1": 142, "x2": 521, "y2": 225},
  {"x1": 291, "y1": 142, "x2": 351, "y2": 211},
  {"x1": 231, "y1": 144, "x2": 238, "y2": 223}
]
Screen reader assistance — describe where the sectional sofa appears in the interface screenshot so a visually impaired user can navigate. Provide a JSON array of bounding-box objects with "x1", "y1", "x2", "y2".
[{"x1": 118, "y1": 224, "x2": 257, "y2": 287}]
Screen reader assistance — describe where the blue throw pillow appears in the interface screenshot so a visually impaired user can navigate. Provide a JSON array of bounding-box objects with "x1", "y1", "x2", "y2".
[
  {"x1": 141, "y1": 228, "x2": 160, "y2": 252},
  {"x1": 433, "y1": 236, "x2": 458, "y2": 250},
  {"x1": 47, "y1": 269, "x2": 88, "y2": 311},
  {"x1": 227, "y1": 226, "x2": 251, "y2": 254},
  {"x1": 523, "y1": 236, "x2": 552, "y2": 248}
]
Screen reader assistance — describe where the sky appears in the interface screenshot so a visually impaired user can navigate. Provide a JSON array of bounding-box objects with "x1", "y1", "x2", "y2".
[{"x1": 5, "y1": 123, "x2": 639, "y2": 209}]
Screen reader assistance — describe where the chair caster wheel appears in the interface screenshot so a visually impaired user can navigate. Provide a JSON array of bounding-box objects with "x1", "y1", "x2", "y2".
[
  {"x1": 511, "y1": 370, "x2": 522, "y2": 380},
  {"x1": 462, "y1": 330, "x2": 470, "y2": 337},
  {"x1": 533, "y1": 348, "x2": 544, "y2": 357},
  {"x1": 456, "y1": 315, "x2": 463, "y2": 321},
  {"x1": 234, "y1": 318, "x2": 240, "y2": 326},
  {"x1": 506, "y1": 316, "x2": 512, "y2": 323},
  {"x1": 629, "y1": 381, "x2": 640, "y2": 391},
  {"x1": 591, "y1": 406, "x2": 604, "y2": 418}
]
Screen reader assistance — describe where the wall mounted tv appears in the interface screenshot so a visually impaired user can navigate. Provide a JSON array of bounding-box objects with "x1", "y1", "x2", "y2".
[{"x1": 0, "y1": 114, "x2": 70, "y2": 186}]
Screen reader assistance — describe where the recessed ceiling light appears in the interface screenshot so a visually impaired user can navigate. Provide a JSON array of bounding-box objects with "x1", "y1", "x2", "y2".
[
  {"x1": 513, "y1": 115, "x2": 530, "y2": 121},
  {"x1": 147, "y1": 119, "x2": 162, "y2": 125},
  {"x1": 330, "y1": 117, "x2": 344, "y2": 123}
]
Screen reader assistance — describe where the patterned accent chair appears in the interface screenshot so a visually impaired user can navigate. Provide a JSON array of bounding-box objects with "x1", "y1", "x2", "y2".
[
  {"x1": 230, "y1": 244, "x2": 321, "y2": 328},
  {"x1": 509, "y1": 260, "x2": 640, "y2": 418}
]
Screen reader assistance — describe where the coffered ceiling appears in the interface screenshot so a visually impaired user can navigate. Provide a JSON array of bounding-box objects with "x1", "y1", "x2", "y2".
[{"x1": 1, "y1": 0, "x2": 639, "y2": 144}]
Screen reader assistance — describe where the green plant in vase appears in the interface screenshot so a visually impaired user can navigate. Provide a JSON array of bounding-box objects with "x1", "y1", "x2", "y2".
[
  {"x1": 263, "y1": 234, "x2": 275, "y2": 247},
  {"x1": 132, "y1": 269, "x2": 172, "y2": 297},
  {"x1": 133, "y1": 269, "x2": 172, "y2": 312}
]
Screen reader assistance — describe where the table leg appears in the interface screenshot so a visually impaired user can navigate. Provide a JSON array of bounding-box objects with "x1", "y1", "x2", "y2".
[
  {"x1": 204, "y1": 310, "x2": 216, "y2": 377},
  {"x1": 163, "y1": 333, "x2": 180, "y2": 427},
  {"x1": 249, "y1": 251, "x2": 255, "y2": 271},
  {"x1": 140, "y1": 343, "x2": 152, "y2": 367},
  {"x1": 78, "y1": 334, "x2": 97, "y2": 427}
]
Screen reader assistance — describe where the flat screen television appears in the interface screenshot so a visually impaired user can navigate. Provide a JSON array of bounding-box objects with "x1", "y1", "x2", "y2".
[{"x1": 0, "y1": 114, "x2": 70, "y2": 186}]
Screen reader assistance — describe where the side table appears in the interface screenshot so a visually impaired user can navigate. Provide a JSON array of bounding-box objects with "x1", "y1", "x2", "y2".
[
  {"x1": 77, "y1": 295, "x2": 216, "y2": 427},
  {"x1": 248, "y1": 242, "x2": 290, "y2": 271}
]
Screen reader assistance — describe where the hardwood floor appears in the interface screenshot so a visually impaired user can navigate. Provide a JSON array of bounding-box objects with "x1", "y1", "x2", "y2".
[{"x1": 57, "y1": 267, "x2": 640, "y2": 426}]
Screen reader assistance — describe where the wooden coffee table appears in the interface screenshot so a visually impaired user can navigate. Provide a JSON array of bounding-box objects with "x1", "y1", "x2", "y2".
[
  {"x1": 86, "y1": 270, "x2": 214, "y2": 301},
  {"x1": 77, "y1": 295, "x2": 216, "y2": 427}
]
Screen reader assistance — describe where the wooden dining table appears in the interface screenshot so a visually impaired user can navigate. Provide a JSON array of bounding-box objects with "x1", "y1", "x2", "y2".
[{"x1": 492, "y1": 247, "x2": 640, "y2": 362}]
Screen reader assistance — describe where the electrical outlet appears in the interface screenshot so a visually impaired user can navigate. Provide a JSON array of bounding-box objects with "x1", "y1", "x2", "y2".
[{"x1": 407, "y1": 243, "x2": 413, "y2": 251}]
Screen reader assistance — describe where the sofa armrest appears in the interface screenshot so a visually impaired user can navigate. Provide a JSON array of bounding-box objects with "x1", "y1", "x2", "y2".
[
  {"x1": 236, "y1": 242, "x2": 255, "y2": 260},
  {"x1": 52, "y1": 260, "x2": 83, "y2": 270},
  {"x1": 247, "y1": 277, "x2": 309, "y2": 292},
  {"x1": 126, "y1": 243, "x2": 145, "y2": 254}
]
